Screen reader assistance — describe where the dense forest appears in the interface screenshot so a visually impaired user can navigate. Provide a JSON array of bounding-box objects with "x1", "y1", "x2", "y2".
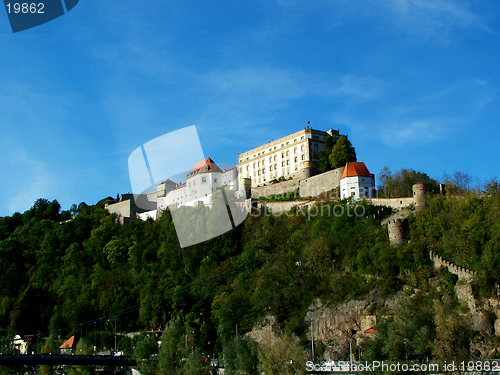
[{"x1": 0, "y1": 188, "x2": 500, "y2": 374}]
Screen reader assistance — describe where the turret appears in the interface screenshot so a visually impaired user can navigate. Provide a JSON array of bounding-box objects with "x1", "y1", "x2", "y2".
[
  {"x1": 301, "y1": 161, "x2": 315, "y2": 179},
  {"x1": 388, "y1": 219, "x2": 407, "y2": 247},
  {"x1": 412, "y1": 182, "x2": 433, "y2": 212}
]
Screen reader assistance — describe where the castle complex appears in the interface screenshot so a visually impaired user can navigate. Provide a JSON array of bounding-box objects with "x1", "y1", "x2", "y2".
[{"x1": 105, "y1": 126, "x2": 378, "y2": 221}]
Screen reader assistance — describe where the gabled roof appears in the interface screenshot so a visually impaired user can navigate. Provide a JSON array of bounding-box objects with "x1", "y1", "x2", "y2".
[
  {"x1": 340, "y1": 162, "x2": 372, "y2": 179},
  {"x1": 187, "y1": 157, "x2": 223, "y2": 178},
  {"x1": 60, "y1": 336, "x2": 76, "y2": 349}
]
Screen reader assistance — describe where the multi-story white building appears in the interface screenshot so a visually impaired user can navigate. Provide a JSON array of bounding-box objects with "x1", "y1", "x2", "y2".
[
  {"x1": 237, "y1": 127, "x2": 339, "y2": 187},
  {"x1": 157, "y1": 157, "x2": 239, "y2": 210},
  {"x1": 340, "y1": 162, "x2": 375, "y2": 200}
]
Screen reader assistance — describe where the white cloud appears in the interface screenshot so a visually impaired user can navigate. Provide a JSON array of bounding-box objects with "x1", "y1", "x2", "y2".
[{"x1": 0, "y1": 143, "x2": 56, "y2": 214}]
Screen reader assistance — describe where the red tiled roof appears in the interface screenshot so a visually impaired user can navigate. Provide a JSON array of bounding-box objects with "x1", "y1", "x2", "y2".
[
  {"x1": 340, "y1": 162, "x2": 372, "y2": 179},
  {"x1": 364, "y1": 327, "x2": 378, "y2": 334},
  {"x1": 188, "y1": 157, "x2": 222, "y2": 178},
  {"x1": 60, "y1": 336, "x2": 75, "y2": 349}
]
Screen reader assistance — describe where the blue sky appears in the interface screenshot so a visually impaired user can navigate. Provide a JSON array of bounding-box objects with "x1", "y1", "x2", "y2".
[{"x1": 0, "y1": 0, "x2": 499, "y2": 216}]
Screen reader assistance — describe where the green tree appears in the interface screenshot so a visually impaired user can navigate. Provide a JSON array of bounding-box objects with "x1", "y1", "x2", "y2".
[
  {"x1": 157, "y1": 321, "x2": 184, "y2": 374},
  {"x1": 224, "y1": 336, "x2": 259, "y2": 375},
  {"x1": 317, "y1": 136, "x2": 339, "y2": 173},
  {"x1": 483, "y1": 177, "x2": 500, "y2": 194},
  {"x1": 134, "y1": 333, "x2": 159, "y2": 375},
  {"x1": 378, "y1": 167, "x2": 436, "y2": 198},
  {"x1": 67, "y1": 338, "x2": 94, "y2": 375},
  {"x1": 329, "y1": 135, "x2": 356, "y2": 170},
  {"x1": 258, "y1": 334, "x2": 306, "y2": 375},
  {"x1": 432, "y1": 296, "x2": 470, "y2": 363}
]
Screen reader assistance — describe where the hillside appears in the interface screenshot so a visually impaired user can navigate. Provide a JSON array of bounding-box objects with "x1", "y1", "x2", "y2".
[{"x1": 0, "y1": 193, "x2": 499, "y2": 374}]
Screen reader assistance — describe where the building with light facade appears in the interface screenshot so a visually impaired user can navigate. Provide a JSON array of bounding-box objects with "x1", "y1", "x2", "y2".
[
  {"x1": 157, "y1": 157, "x2": 239, "y2": 210},
  {"x1": 237, "y1": 127, "x2": 340, "y2": 187},
  {"x1": 340, "y1": 162, "x2": 375, "y2": 200}
]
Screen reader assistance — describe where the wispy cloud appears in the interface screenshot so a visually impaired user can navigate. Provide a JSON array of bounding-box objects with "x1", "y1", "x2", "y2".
[
  {"x1": 331, "y1": 78, "x2": 496, "y2": 147},
  {"x1": 272, "y1": 0, "x2": 488, "y2": 41},
  {"x1": 0, "y1": 143, "x2": 56, "y2": 214}
]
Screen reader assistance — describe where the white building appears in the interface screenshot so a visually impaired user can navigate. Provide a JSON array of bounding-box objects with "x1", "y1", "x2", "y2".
[
  {"x1": 157, "y1": 157, "x2": 239, "y2": 210},
  {"x1": 340, "y1": 162, "x2": 375, "y2": 200},
  {"x1": 237, "y1": 127, "x2": 340, "y2": 187}
]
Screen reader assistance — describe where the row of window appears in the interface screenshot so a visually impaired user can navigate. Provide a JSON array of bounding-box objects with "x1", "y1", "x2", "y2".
[
  {"x1": 239, "y1": 136, "x2": 308, "y2": 163},
  {"x1": 248, "y1": 151, "x2": 306, "y2": 170}
]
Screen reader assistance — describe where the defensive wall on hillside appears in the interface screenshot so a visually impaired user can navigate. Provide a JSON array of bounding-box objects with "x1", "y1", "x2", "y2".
[
  {"x1": 429, "y1": 250, "x2": 476, "y2": 280},
  {"x1": 256, "y1": 198, "x2": 340, "y2": 216},
  {"x1": 367, "y1": 197, "x2": 414, "y2": 209},
  {"x1": 250, "y1": 167, "x2": 345, "y2": 200},
  {"x1": 299, "y1": 167, "x2": 344, "y2": 198},
  {"x1": 250, "y1": 179, "x2": 300, "y2": 198}
]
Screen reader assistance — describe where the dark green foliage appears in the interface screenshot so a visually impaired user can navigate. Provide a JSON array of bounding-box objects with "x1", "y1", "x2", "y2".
[
  {"x1": 378, "y1": 167, "x2": 437, "y2": 198},
  {"x1": 258, "y1": 189, "x2": 301, "y2": 202},
  {"x1": 0, "y1": 191, "x2": 499, "y2": 366},
  {"x1": 329, "y1": 135, "x2": 357, "y2": 170},
  {"x1": 224, "y1": 336, "x2": 259, "y2": 375},
  {"x1": 317, "y1": 135, "x2": 357, "y2": 172}
]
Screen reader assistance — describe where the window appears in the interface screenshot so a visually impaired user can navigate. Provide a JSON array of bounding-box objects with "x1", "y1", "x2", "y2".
[
  {"x1": 258, "y1": 161, "x2": 260, "y2": 167},
  {"x1": 262, "y1": 169, "x2": 266, "y2": 174},
  {"x1": 294, "y1": 148, "x2": 297, "y2": 154},
  {"x1": 301, "y1": 136, "x2": 304, "y2": 140},
  {"x1": 270, "y1": 166, "x2": 273, "y2": 171},
  {"x1": 286, "y1": 151, "x2": 289, "y2": 156},
  {"x1": 262, "y1": 160, "x2": 265, "y2": 166},
  {"x1": 281, "y1": 153, "x2": 284, "y2": 158},
  {"x1": 301, "y1": 145, "x2": 305, "y2": 151},
  {"x1": 253, "y1": 163, "x2": 256, "y2": 169},
  {"x1": 286, "y1": 142, "x2": 289, "y2": 145},
  {"x1": 201, "y1": 177, "x2": 207, "y2": 184},
  {"x1": 282, "y1": 161, "x2": 285, "y2": 167},
  {"x1": 246, "y1": 166, "x2": 249, "y2": 171},
  {"x1": 294, "y1": 157, "x2": 298, "y2": 162},
  {"x1": 193, "y1": 180, "x2": 195, "y2": 186},
  {"x1": 295, "y1": 167, "x2": 298, "y2": 171},
  {"x1": 214, "y1": 178, "x2": 217, "y2": 183},
  {"x1": 274, "y1": 155, "x2": 277, "y2": 161},
  {"x1": 274, "y1": 164, "x2": 277, "y2": 170},
  {"x1": 301, "y1": 155, "x2": 305, "y2": 160},
  {"x1": 294, "y1": 139, "x2": 297, "y2": 142},
  {"x1": 258, "y1": 170, "x2": 261, "y2": 176},
  {"x1": 269, "y1": 157, "x2": 272, "y2": 163},
  {"x1": 189, "y1": 182, "x2": 191, "y2": 187},
  {"x1": 286, "y1": 160, "x2": 290, "y2": 165}
]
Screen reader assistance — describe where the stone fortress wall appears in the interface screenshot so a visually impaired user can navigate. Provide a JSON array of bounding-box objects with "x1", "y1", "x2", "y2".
[{"x1": 429, "y1": 250, "x2": 476, "y2": 280}]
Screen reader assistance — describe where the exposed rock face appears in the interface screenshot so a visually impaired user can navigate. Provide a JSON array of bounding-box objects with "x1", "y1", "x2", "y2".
[
  {"x1": 304, "y1": 294, "x2": 403, "y2": 361},
  {"x1": 246, "y1": 315, "x2": 282, "y2": 350}
]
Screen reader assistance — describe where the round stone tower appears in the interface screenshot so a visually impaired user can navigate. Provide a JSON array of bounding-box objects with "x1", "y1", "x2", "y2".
[
  {"x1": 300, "y1": 161, "x2": 315, "y2": 179},
  {"x1": 388, "y1": 219, "x2": 406, "y2": 247},
  {"x1": 412, "y1": 182, "x2": 433, "y2": 212}
]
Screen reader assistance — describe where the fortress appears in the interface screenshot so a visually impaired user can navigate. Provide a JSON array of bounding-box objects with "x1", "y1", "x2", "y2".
[{"x1": 105, "y1": 127, "x2": 433, "y2": 232}]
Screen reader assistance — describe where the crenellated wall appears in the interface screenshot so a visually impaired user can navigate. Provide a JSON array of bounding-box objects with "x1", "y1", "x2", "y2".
[{"x1": 429, "y1": 250, "x2": 476, "y2": 280}]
